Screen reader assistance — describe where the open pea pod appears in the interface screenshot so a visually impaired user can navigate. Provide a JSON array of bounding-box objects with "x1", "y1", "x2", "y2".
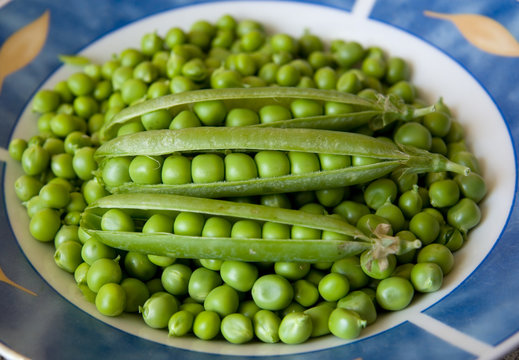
[
  {"x1": 95, "y1": 127, "x2": 469, "y2": 197},
  {"x1": 80, "y1": 193, "x2": 421, "y2": 263},
  {"x1": 99, "y1": 87, "x2": 434, "y2": 141}
]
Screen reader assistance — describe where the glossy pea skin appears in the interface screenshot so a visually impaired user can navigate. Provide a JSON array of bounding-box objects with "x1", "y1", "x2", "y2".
[
  {"x1": 394, "y1": 122, "x2": 432, "y2": 150},
  {"x1": 375, "y1": 201, "x2": 406, "y2": 233},
  {"x1": 253, "y1": 309, "x2": 281, "y2": 343},
  {"x1": 54, "y1": 224, "x2": 80, "y2": 248},
  {"x1": 101, "y1": 209, "x2": 135, "y2": 232},
  {"x1": 375, "y1": 276, "x2": 414, "y2": 311},
  {"x1": 81, "y1": 237, "x2": 117, "y2": 265},
  {"x1": 292, "y1": 279, "x2": 319, "y2": 307},
  {"x1": 141, "y1": 291, "x2": 178, "y2": 329},
  {"x1": 331, "y1": 256, "x2": 370, "y2": 290},
  {"x1": 54, "y1": 241, "x2": 83, "y2": 273},
  {"x1": 86, "y1": 258, "x2": 123, "y2": 293},
  {"x1": 429, "y1": 179, "x2": 460, "y2": 208},
  {"x1": 161, "y1": 263, "x2": 192, "y2": 296},
  {"x1": 252, "y1": 274, "x2": 293, "y2": 311},
  {"x1": 161, "y1": 154, "x2": 192, "y2": 185},
  {"x1": 170, "y1": 110, "x2": 201, "y2": 129},
  {"x1": 121, "y1": 277, "x2": 150, "y2": 313},
  {"x1": 360, "y1": 251, "x2": 397, "y2": 280},
  {"x1": 30, "y1": 208, "x2": 61, "y2": 242},
  {"x1": 141, "y1": 109, "x2": 172, "y2": 130},
  {"x1": 168, "y1": 309, "x2": 194, "y2": 337},
  {"x1": 188, "y1": 267, "x2": 222, "y2": 303},
  {"x1": 262, "y1": 222, "x2": 291, "y2": 240},
  {"x1": 278, "y1": 312, "x2": 313, "y2": 344},
  {"x1": 220, "y1": 260, "x2": 258, "y2": 292},
  {"x1": 410, "y1": 262, "x2": 443, "y2": 293},
  {"x1": 124, "y1": 251, "x2": 157, "y2": 282},
  {"x1": 224, "y1": 153, "x2": 258, "y2": 181},
  {"x1": 258, "y1": 104, "x2": 292, "y2": 124},
  {"x1": 333, "y1": 200, "x2": 371, "y2": 226},
  {"x1": 275, "y1": 262, "x2": 311, "y2": 281},
  {"x1": 95, "y1": 283, "x2": 127, "y2": 317},
  {"x1": 191, "y1": 154, "x2": 224, "y2": 183},
  {"x1": 302, "y1": 303, "x2": 334, "y2": 337},
  {"x1": 202, "y1": 216, "x2": 232, "y2": 237},
  {"x1": 21, "y1": 145, "x2": 50, "y2": 176},
  {"x1": 417, "y1": 243, "x2": 454, "y2": 275},
  {"x1": 454, "y1": 173, "x2": 486, "y2": 203},
  {"x1": 337, "y1": 290, "x2": 377, "y2": 325},
  {"x1": 364, "y1": 178, "x2": 398, "y2": 210},
  {"x1": 204, "y1": 284, "x2": 239, "y2": 317},
  {"x1": 174, "y1": 212, "x2": 205, "y2": 236},
  {"x1": 14, "y1": 175, "x2": 43, "y2": 202},
  {"x1": 8, "y1": 138, "x2": 27, "y2": 161},
  {"x1": 142, "y1": 213, "x2": 174, "y2": 233},
  {"x1": 356, "y1": 214, "x2": 393, "y2": 238},
  {"x1": 129, "y1": 155, "x2": 163, "y2": 185},
  {"x1": 398, "y1": 187, "x2": 423, "y2": 219},
  {"x1": 254, "y1": 151, "x2": 290, "y2": 178},
  {"x1": 288, "y1": 151, "x2": 320, "y2": 175},
  {"x1": 193, "y1": 100, "x2": 226, "y2": 126},
  {"x1": 318, "y1": 272, "x2": 350, "y2": 302},
  {"x1": 409, "y1": 211, "x2": 440, "y2": 245},
  {"x1": 193, "y1": 310, "x2": 221, "y2": 340},
  {"x1": 220, "y1": 313, "x2": 254, "y2": 344},
  {"x1": 328, "y1": 308, "x2": 366, "y2": 340},
  {"x1": 447, "y1": 198, "x2": 482, "y2": 234}
]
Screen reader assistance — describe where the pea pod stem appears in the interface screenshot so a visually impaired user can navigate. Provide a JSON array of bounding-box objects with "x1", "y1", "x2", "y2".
[
  {"x1": 100, "y1": 87, "x2": 432, "y2": 141},
  {"x1": 80, "y1": 194, "x2": 421, "y2": 264}
]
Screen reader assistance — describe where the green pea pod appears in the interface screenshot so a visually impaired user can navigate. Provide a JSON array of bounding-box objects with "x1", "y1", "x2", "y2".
[
  {"x1": 99, "y1": 87, "x2": 434, "y2": 141},
  {"x1": 95, "y1": 127, "x2": 469, "y2": 197},
  {"x1": 80, "y1": 193, "x2": 421, "y2": 263}
]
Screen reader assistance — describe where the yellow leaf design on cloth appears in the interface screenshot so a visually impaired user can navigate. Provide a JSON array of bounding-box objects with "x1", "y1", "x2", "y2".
[
  {"x1": 424, "y1": 10, "x2": 519, "y2": 57},
  {"x1": 0, "y1": 264, "x2": 37, "y2": 296},
  {"x1": 0, "y1": 10, "x2": 50, "y2": 94}
]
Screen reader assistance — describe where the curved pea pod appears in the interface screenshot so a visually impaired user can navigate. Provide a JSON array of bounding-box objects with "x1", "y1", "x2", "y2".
[
  {"x1": 99, "y1": 87, "x2": 435, "y2": 141},
  {"x1": 95, "y1": 127, "x2": 469, "y2": 197},
  {"x1": 79, "y1": 193, "x2": 421, "y2": 264}
]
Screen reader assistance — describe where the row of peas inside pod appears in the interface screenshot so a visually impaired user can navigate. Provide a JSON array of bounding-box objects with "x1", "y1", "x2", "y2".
[{"x1": 8, "y1": 14, "x2": 485, "y2": 345}]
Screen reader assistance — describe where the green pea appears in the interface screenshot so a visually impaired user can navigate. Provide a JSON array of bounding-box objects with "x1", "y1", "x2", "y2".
[
  {"x1": 252, "y1": 274, "x2": 293, "y2": 311},
  {"x1": 101, "y1": 209, "x2": 135, "y2": 232},
  {"x1": 124, "y1": 251, "x2": 157, "y2": 282},
  {"x1": 333, "y1": 200, "x2": 370, "y2": 226},
  {"x1": 160, "y1": 154, "x2": 192, "y2": 185},
  {"x1": 375, "y1": 201, "x2": 406, "y2": 233},
  {"x1": 29, "y1": 208, "x2": 61, "y2": 242},
  {"x1": 54, "y1": 224, "x2": 80, "y2": 248},
  {"x1": 231, "y1": 219, "x2": 262, "y2": 239},
  {"x1": 168, "y1": 310, "x2": 194, "y2": 336},
  {"x1": 141, "y1": 292, "x2": 178, "y2": 329},
  {"x1": 220, "y1": 261, "x2": 258, "y2": 292},
  {"x1": 388, "y1": 80, "x2": 416, "y2": 103},
  {"x1": 21, "y1": 145, "x2": 50, "y2": 176},
  {"x1": 174, "y1": 212, "x2": 205, "y2": 236},
  {"x1": 409, "y1": 211, "x2": 440, "y2": 245},
  {"x1": 429, "y1": 179, "x2": 460, "y2": 208},
  {"x1": 375, "y1": 276, "x2": 414, "y2": 311},
  {"x1": 225, "y1": 108, "x2": 259, "y2": 127},
  {"x1": 364, "y1": 178, "x2": 398, "y2": 210},
  {"x1": 142, "y1": 213, "x2": 174, "y2": 233},
  {"x1": 8, "y1": 138, "x2": 27, "y2": 161},
  {"x1": 436, "y1": 225, "x2": 465, "y2": 252},
  {"x1": 278, "y1": 312, "x2": 313, "y2": 344},
  {"x1": 334, "y1": 41, "x2": 364, "y2": 68},
  {"x1": 331, "y1": 256, "x2": 369, "y2": 290},
  {"x1": 39, "y1": 183, "x2": 70, "y2": 209},
  {"x1": 141, "y1": 109, "x2": 172, "y2": 130},
  {"x1": 102, "y1": 157, "x2": 132, "y2": 187},
  {"x1": 191, "y1": 153, "x2": 224, "y2": 183},
  {"x1": 204, "y1": 284, "x2": 239, "y2": 317},
  {"x1": 81, "y1": 237, "x2": 117, "y2": 265},
  {"x1": 188, "y1": 267, "x2": 222, "y2": 303},
  {"x1": 356, "y1": 214, "x2": 393, "y2": 237},
  {"x1": 328, "y1": 308, "x2": 366, "y2": 340},
  {"x1": 54, "y1": 241, "x2": 83, "y2": 273},
  {"x1": 274, "y1": 262, "x2": 311, "y2": 281},
  {"x1": 67, "y1": 72, "x2": 95, "y2": 96},
  {"x1": 360, "y1": 250, "x2": 397, "y2": 280},
  {"x1": 417, "y1": 243, "x2": 454, "y2": 275},
  {"x1": 238, "y1": 299, "x2": 261, "y2": 319},
  {"x1": 210, "y1": 68, "x2": 243, "y2": 89},
  {"x1": 292, "y1": 279, "x2": 319, "y2": 307},
  {"x1": 287, "y1": 151, "x2": 320, "y2": 175},
  {"x1": 454, "y1": 173, "x2": 487, "y2": 203},
  {"x1": 72, "y1": 147, "x2": 97, "y2": 180},
  {"x1": 95, "y1": 283, "x2": 127, "y2": 317},
  {"x1": 86, "y1": 258, "x2": 122, "y2": 293},
  {"x1": 255, "y1": 151, "x2": 290, "y2": 178},
  {"x1": 82, "y1": 178, "x2": 108, "y2": 204},
  {"x1": 14, "y1": 175, "x2": 42, "y2": 202},
  {"x1": 318, "y1": 272, "x2": 350, "y2": 302},
  {"x1": 253, "y1": 309, "x2": 281, "y2": 343},
  {"x1": 260, "y1": 194, "x2": 291, "y2": 209},
  {"x1": 202, "y1": 216, "x2": 232, "y2": 237},
  {"x1": 398, "y1": 187, "x2": 423, "y2": 219},
  {"x1": 32, "y1": 89, "x2": 61, "y2": 113},
  {"x1": 337, "y1": 290, "x2": 377, "y2": 325},
  {"x1": 394, "y1": 122, "x2": 432, "y2": 150},
  {"x1": 129, "y1": 155, "x2": 163, "y2": 185},
  {"x1": 193, "y1": 311, "x2": 221, "y2": 340},
  {"x1": 121, "y1": 277, "x2": 150, "y2": 313},
  {"x1": 192, "y1": 100, "x2": 226, "y2": 126},
  {"x1": 147, "y1": 80, "x2": 170, "y2": 99},
  {"x1": 170, "y1": 110, "x2": 201, "y2": 130},
  {"x1": 262, "y1": 221, "x2": 290, "y2": 240},
  {"x1": 258, "y1": 104, "x2": 292, "y2": 124},
  {"x1": 224, "y1": 153, "x2": 258, "y2": 181},
  {"x1": 410, "y1": 262, "x2": 443, "y2": 293},
  {"x1": 314, "y1": 66, "x2": 337, "y2": 89},
  {"x1": 121, "y1": 78, "x2": 148, "y2": 104}
]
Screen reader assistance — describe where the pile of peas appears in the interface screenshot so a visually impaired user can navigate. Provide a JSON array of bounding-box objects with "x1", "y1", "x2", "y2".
[{"x1": 8, "y1": 14, "x2": 486, "y2": 345}]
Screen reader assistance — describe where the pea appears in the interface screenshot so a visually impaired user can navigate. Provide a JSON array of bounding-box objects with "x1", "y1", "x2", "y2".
[
  {"x1": 54, "y1": 224, "x2": 80, "y2": 248},
  {"x1": 429, "y1": 179, "x2": 460, "y2": 208},
  {"x1": 174, "y1": 212, "x2": 205, "y2": 236},
  {"x1": 21, "y1": 145, "x2": 50, "y2": 176},
  {"x1": 80, "y1": 238, "x2": 117, "y2": 265},
  {"x1": 129, "y1": 155, "x2": 163, "y2": 185},
  {"x1": 398, "y1": 187, "x2": 423, "y2": 218},
  {"x1": 95, "y1": 283, "x2": 127, "y2": 317},
  {"x1": 409, "y1": 211, "x2": 440, "y2": 245},
  {"x1": 14, "y1": 175, "x2": 43, "y2": 202},
  {"x1": 255, "y1": 151, "x2": 290, "y2": 178},
  {"x1": 252, "y1": 309, "x2": 280, "y2": 343},
  {"x1": 375, "y1": 201, "x2": 406, "y2": 233},
  {"x1": 410, "y1": 262, "x2": 443, "y2": 293},
  {"x1": 188, "y1": 267, "x2": 222, "y2": 303},
  {"x1": 142, "y1": 213, "x2": 174, "y2": 233},
  {"x1": 417, "y1": 243, "x2": 454, "y2": 275},
  {"x1": 331, "y1": 256, "x2": 369, "y2": 290},
  {"x1": 328, "y1": 308, "x2": 366, "y2": 340},
  {"x1": 252, "y1": 274, "x2": 293, "y2": 311},
  {"x1": 141, "y1": 292, "x2": 178, "y2": 329},
  {"x1": 202, "y1": 216, "x2": 232, "y2": 237},
  {"x1": 224, "y1": 153, "x2": 258, "y2": 181},
  {"x1": 277, "y1": 312, "x2": 313, "y2": 344},
  {"x1": 193, "y1": 311, "x2": 221, "y2": 340},
  {"x1": 101, "y1": 157, "x2": 132, "y2": 187},
  {"x1": 360, "y1": 250, "x2": 397, "y2": 280},
  {"x1": 318, "y1": 272, "x2": 350, "y2": 302},
  {"x1": 225, "y1": 108, "x2": 259, "y2": 127},
  {"x1": 394, "y1": 122, "x2": 432, "y2": 150},
  {"x1": 356, "y1": 214, "x2": 393, "y2": 237},
  {"x1": 67, "y1": 72, "x2": 95, "y2": 96},
  {"x1": 54, "y1": 241, "x2": 83, "y2": 273},
  {"x1": 141, "y1": 109, "x2": 172, "y2": 130},
  {"x1": 376, "y1": 276, "x2": 414, "y2": 311},
  {"x1": 120, "y1": 277, "x2": 150, "y2": 313},
  {"x1": 292, "y1": 279, "x2": 319, "y2": 307},
  {"x1": 288, "y1": 151, "x2": 320, "y2": 174},
  {"x1": 72, "y1": 147, "x2": 97, "y2": 181},
  {"x1": 258, "y1": 104, "x2": 292, "y2": 124},
  {"x1": 165, "y1": 309, "x2": 194, "y2": 338},
  {"x1": 333, "y1": 200, "x2": 370, "y2": 226},
  {"x1": 454, "y1": 173, "x2": 487, "y2": 203},
  {"x1": 30, "y1": 208, "x2": 61, "y2": 242},
  {"x1": 337, "y1": 290, "x2": 377, "y2": 325},
  {"x1": 124, "y1": 251, "x2": 157, "y2": 282},
  {"x1": 218, "y1": 313, "x2": 253, "y2": 344},
  {"x1": 101, "y1": 209, "x2": 135, "y2": 232},
  {"x1": 191, "y1": 154, "x2": 224, "y2": 183},
  {"x1": 192, "y1": 100, "x2": 226, "y2": 126},
  {"x1": 274, "y1": 262, "x2": 311, "y2": 280},
  {"x1": 220, "y1": 261, "x2": 258, "y2": 292},
  {"x1": 87, "y1": 258, "x2": 122, "y2": 293},
  {"x1": 364, "y1": 178, "x2": 398, "y2": 210}
]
